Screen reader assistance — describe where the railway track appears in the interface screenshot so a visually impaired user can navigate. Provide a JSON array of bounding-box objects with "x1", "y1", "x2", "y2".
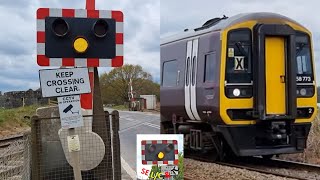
[
  {"x1": 0, "y1": 134, "x2": 27, "y2": 179},
  {"x1": 185, "y1": 155, "x2": 320, "y2": 180},
  {"x1": 0, "y1": 134, "x2": 24, "y2": 148}
]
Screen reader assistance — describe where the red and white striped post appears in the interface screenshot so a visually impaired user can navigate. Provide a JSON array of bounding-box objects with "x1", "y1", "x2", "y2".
[{"x1": 80, "y1": 0, "x2": 95, "y2": 113}]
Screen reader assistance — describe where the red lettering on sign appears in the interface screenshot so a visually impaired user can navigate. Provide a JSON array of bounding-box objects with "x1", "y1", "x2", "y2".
[
  {"x1": 165, "y1": 172, "x2": 171, "y2": 178},
  {"x1": 141, "y1": 168, "x2": 149, "y2": 176}
]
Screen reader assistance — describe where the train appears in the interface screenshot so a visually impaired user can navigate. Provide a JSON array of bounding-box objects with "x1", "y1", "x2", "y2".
[{"x1": 160, "y1": 12, "x2": 317, "y2": 160}]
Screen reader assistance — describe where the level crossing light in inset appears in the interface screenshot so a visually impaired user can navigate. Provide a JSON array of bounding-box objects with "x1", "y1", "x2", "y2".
[{"x1": 36, "y1": 8, "x2": 124, "y2": 67}]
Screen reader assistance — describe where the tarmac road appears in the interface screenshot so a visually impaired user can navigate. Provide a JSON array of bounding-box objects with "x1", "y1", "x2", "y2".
[{"x1": 105, "y1": 108, "x2": 160, "y2": 179}]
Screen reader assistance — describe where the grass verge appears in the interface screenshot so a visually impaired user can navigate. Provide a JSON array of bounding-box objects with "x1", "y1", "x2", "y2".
[
  {"x1": 0, "y1": 105, "x2": 39, "y2": 137},
  {"x1": 279, "y1": 114, "x2": 320, "y2": 164},
  {"x1": 111, "y1": 105, "x2": 128, "y2": 111}
]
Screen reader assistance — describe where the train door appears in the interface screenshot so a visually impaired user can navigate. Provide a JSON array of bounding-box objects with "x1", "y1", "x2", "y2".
[
  {"x1": 265, "y1": 37, "x2": 286, "y2": 114},
  {"x1": 185, "y1": 39, "x2": 201, "y2": 120},
  {"x1": 254, "y1": 24, "x2": 296, "y2": 120}
]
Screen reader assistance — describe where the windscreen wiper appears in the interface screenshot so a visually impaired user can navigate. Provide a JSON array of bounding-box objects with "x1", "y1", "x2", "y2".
[
  {"x1": 235, "y1": 42, "x2": 248, "y2": 57},
  {"x1": 296, "y1": 43, "x2": 306, "y2": 57}
]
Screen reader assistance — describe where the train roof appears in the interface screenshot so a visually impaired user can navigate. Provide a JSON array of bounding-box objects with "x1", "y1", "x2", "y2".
[{"x1": 161, "y1": 12, "x2": 306, "y2": 45}]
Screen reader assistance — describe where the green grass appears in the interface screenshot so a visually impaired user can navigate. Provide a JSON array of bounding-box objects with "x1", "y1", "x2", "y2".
[
  {"x1": 111, "y1": 105, "x2": 128, "y2": 111},
  {"x1": 0, "y1": 105, "x2": 40, "y2": 127}
]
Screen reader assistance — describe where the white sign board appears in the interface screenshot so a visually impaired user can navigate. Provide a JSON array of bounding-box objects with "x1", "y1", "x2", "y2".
[
  {"x1": 39, "y1": 68, "x2": 91, "y2": 97},
  {"x1": 161, "y1": 165, "x2": 179, "y2": 176},
  {"x1": 58, "y1": 95, "x2": 84, "y2": 129}
]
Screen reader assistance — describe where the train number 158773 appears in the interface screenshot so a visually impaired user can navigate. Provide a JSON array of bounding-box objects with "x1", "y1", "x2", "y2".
[{"x1": 296, "y1": 76, "x2": 312, "y2": 82}]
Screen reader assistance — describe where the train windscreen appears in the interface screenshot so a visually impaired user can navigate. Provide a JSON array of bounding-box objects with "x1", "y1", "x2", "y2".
[
  {"x1": 296, "y1": 32, "x2": 313, "y2": 83},
  {"x1": 225, "y1": 29, "x2": 252, "y2": 83}
]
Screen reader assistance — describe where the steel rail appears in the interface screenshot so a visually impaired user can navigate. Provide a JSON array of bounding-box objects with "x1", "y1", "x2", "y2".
[{"x1": 0, "y1": 134, "x2": 24, "y2": 148}]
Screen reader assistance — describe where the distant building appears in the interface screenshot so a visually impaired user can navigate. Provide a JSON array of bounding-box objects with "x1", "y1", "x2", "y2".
[
  {"x1": 0, "y1": 88, "x2": 48, "y2": 109},
  {"x1": 140, "y1": 95, "x2": 157, "y2": 110}
]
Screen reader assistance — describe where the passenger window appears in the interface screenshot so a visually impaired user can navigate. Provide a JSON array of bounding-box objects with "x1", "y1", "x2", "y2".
[
  {"x1": 204, "y1": 53, "x2": 216, "y2": 82},
  {"x1": 162, "y1": 60, "x2": 178, "y2": 87}
]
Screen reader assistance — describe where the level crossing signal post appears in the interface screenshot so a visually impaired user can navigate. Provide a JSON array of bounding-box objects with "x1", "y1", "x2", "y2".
[{"x1": 36, "y1": 0, "x2": 124, "y2": 179}]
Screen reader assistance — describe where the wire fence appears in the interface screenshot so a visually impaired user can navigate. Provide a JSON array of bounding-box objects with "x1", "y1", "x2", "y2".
[
  {"x1": 31, "y1": 110, "x2": 121, "y2": 180},
  {"x1": 0, "y1": 132, "x2": 31, "y2": 180}
]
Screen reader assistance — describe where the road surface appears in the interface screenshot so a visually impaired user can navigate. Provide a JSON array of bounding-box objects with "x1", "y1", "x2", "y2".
[{"x1": 105, "y1": 109, "x2": 160, "y2": 179}]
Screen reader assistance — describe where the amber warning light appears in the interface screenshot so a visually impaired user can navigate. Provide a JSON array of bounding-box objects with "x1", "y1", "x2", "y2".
[{"x1": 73, "y1": 37, "x2": 89, "y2": 53}]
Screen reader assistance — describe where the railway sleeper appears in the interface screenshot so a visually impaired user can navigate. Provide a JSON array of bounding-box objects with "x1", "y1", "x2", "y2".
[{"x1": 0, "y1": 165, "x2": 23, "y2": 179}]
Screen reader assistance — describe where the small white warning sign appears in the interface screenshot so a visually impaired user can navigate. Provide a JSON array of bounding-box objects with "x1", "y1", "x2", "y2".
[
  {"x1": 228, "y1": 48, "x2": 234, "y2": 57},
  {"x1": 161, "y1": 165, "x2": 179, "y2": 176},
  {"x1": 67, "y1": 135, "x2": 81, "y2": 152},
  {"x1": 58, "y1": 95, "x2": 83, "y2": 129},
  {"x1": 39, "y1": 67, "x2": 91, "y2": 97}
]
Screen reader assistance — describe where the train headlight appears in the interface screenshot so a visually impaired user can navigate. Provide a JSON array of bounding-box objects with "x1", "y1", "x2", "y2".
[
  {"x1": 297, "y1": 86, "x2": 314, "y2": 98},
  {"x1": 233, "y1": 89, "x2": 240, "y2": 97},
  {"x1": 300, "y1": 88, "x2": 307, "y2": 96},
  {"x1": 226, "y1": 86, "x2": 252, "y2": 98}
]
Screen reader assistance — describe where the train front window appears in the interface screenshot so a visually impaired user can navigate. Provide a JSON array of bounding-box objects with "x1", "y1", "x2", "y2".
[
  {"x1": 296, "y1": 32, "x2": 313, "y2": 83},
  {"x1": 226, "y1": 29, "x2": 252, "y2": 83}
]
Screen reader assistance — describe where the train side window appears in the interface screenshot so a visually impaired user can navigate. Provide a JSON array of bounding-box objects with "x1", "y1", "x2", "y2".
[
  {"x1": 204, "y1": 53, "x2": 216, "y2": 82},
  {"x1": 162, "y1": 60, "x2": 178, "y2": 87}
]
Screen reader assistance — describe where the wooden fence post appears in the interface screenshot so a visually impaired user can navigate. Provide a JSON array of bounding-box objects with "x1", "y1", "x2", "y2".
[
  {"x1": 31, "y1": 115, "x2": 41, "y2": 180},
  {"x1": 111, "y1": 110, "x2": 121, "y2": 180}
]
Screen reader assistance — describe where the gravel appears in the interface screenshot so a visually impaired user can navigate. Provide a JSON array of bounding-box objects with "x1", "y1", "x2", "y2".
[
  {"x1": 253, "y1": 162, "x2": 320, "y2": 180},
  {"x1": 184, "y1": 158, "x2": 296, "y2": 180}
]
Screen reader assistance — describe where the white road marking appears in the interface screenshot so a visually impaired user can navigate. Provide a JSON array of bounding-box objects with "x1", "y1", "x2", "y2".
[
  {"x1": 143, "y1": 122, "x2": 160, "y2": 129},
  {"x1": 122, "y1": 117, "x2": 136, "y2": 121},
  {"x1": 119, "y1": 122, "x2": 160, "y2": 133},
  {"x1": 121, "y1": 156, "x2": 136, "y2": 180},
  {"x1": 119, "y1": 123, "x2": 145, "y2": 133}
]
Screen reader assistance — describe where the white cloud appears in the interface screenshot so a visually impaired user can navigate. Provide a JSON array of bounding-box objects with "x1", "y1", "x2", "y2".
[
  {"x1": 161, "y1": 0, "x2": 320, "y2": 84},
  {"x1": 0, "y1": 0, "x2": 160, "y2": 92}
]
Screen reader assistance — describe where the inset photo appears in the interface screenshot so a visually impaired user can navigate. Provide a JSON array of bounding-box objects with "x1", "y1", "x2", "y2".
[{"x1": 136, "y1": 134, "x2": 184, "y2": 180}]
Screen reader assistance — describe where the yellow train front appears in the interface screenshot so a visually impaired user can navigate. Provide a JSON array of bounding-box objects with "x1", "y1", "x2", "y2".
[{"x1": 160, "y1": 12, "x2": 317, "y2": 159}]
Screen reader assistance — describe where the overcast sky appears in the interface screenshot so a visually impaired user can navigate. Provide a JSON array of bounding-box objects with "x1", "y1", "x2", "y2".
[
  {"x1": 0, "y1": 0, "x2": 159, "y2": 92},
  {"x1": 161, "y1": 0, "x2": 320, "y2": 84},
  {"x1": 1, "y1": 0, "x2": 320, "y2": 93}
]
